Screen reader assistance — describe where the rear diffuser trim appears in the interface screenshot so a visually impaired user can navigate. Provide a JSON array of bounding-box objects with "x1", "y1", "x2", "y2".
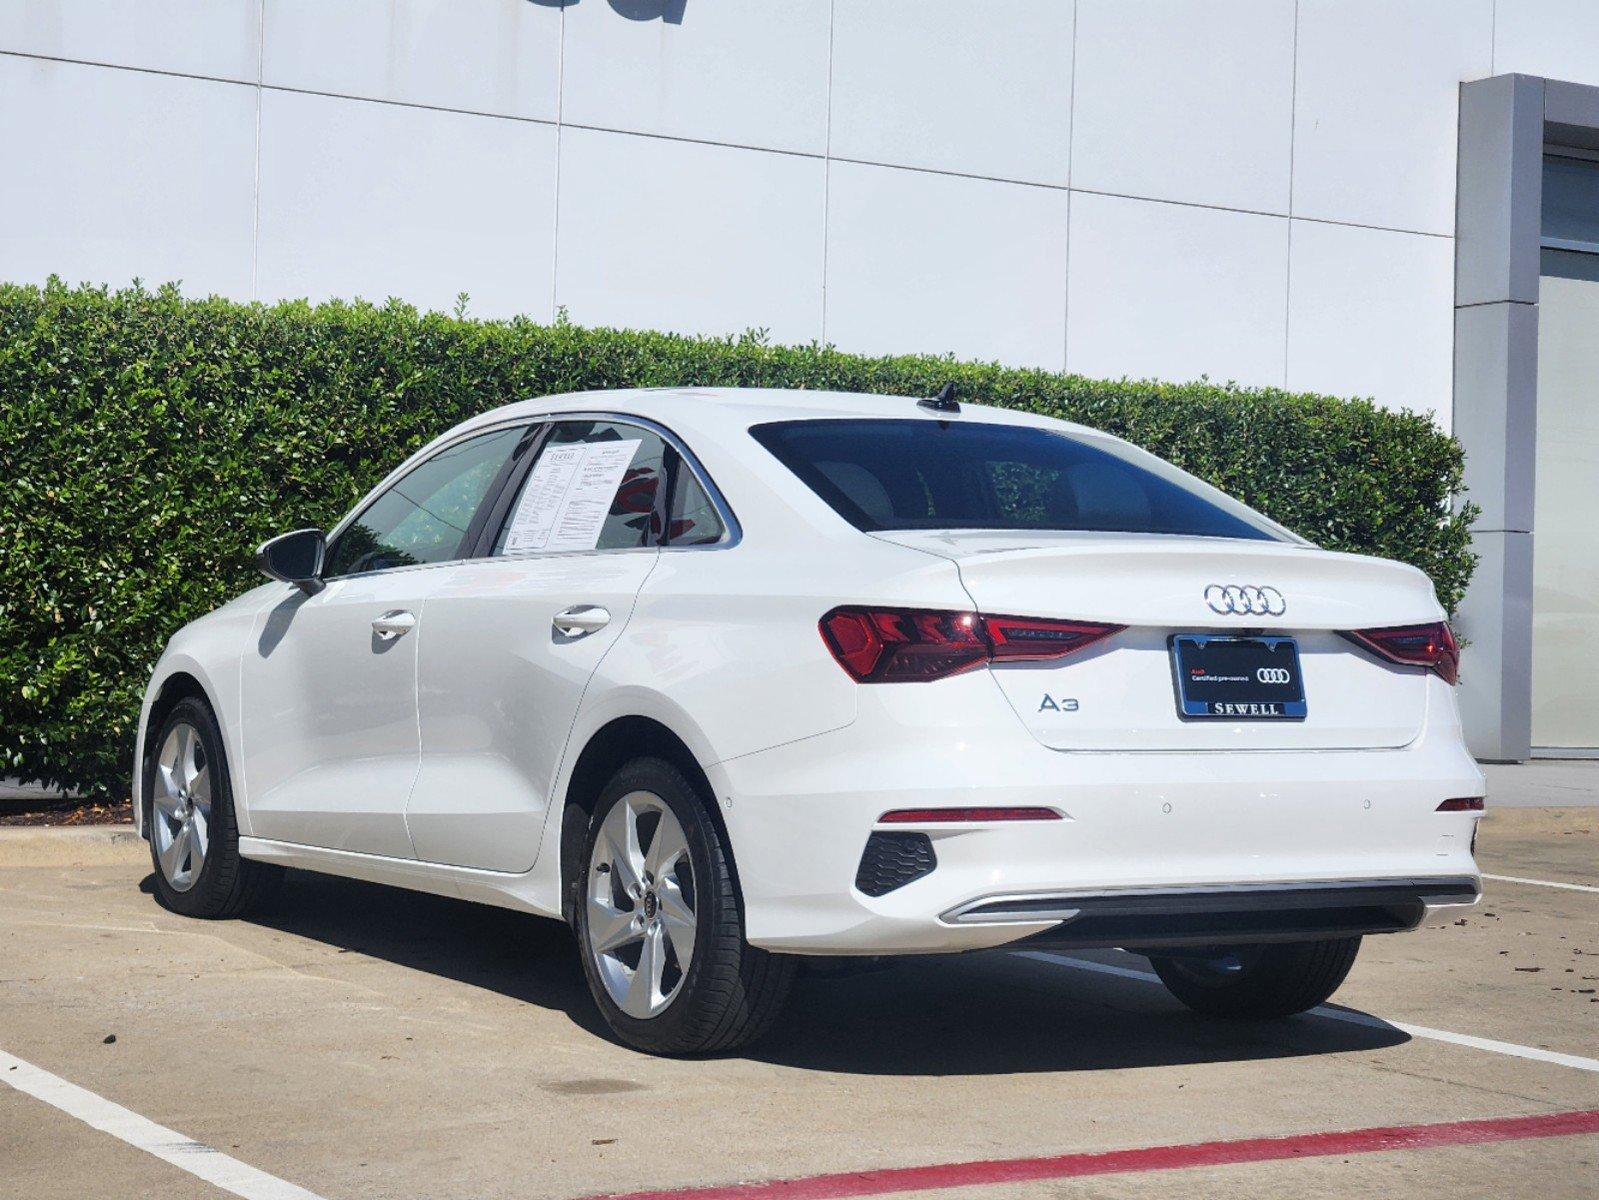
[{"x1": 942, "y1": 877, "x2": 1481, "y2": 949}]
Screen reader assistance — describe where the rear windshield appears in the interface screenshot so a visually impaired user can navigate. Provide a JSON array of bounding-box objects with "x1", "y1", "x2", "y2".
[{"x1": 751, "y1": 418, "x2": 1279, "y2": 541}]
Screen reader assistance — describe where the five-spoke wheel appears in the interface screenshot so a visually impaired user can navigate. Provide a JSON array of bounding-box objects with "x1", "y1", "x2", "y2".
[
  {"x1": 574, "y1": 757, "x2": 793, "y2": 1055},
  {"x1": 151, "y1": 721, "x2": 212, "y2": 892},
  {"x1": 144, "y1": 696, "x2": 281, "y2": 919},
  {"x1": 585, "y1": 790, "x2": 698, "y2": 1019}
]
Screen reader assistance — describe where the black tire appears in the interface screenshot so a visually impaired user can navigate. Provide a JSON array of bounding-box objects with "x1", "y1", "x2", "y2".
[
  {"x1": 144, "y1": 696, "x2": 282, "y2": 919},
  {"x1": 572, "y1": 757, "x2": 793, "y2": 1055},
  {"x1": 1149, "y1": 937, "x2": 1362, "y2": 1018}
]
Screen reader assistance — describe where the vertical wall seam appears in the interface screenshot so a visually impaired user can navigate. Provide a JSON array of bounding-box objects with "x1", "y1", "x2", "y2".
[
  {"x1": 1490, "y1": 0, "x2": 1497, "y2": 76},
  {"x1": 250, "y1": 0, "x2": 266, "y2": 299},
  {"x1": 549, "y1": 2, "x2": 566, "y2": 324},
  {"x1": 819, "y1": 0, "x2": 836, "y2": 346},
  {"x1": 1451, "y1": 82, "x2": 1463, "y2": 433},
  {"x1": 1282, "y1": 0, "x2": 1300, "y2": 388},
  {"x1": 1063, "y1": 0, "x2": 1080, "y2": 372}
]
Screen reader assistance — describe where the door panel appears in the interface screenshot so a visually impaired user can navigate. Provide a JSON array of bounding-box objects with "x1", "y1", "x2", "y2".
[
  {"x1": 239, "y1": 424, "x2": 529, "y2": 855},
  {"x1": 406, "y1": 418, "x2": 675, "y2": 872},
  {"x1": 406, "y1": 551, "x2": 657, "y2": 871},
  {"x1": 241, "y1": 572, "x2": 441, "y2": 857}
]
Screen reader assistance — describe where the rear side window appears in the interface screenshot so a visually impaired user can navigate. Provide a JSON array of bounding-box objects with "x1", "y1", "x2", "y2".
[
  {"x1": 751, "y1": 418, "x2": 1278, "y2": 541},
  {"x1": 493, "y1": 420, "x2": 669, "y2": 554},
  {"x1": 666, "y1": 466, "x2": 726, "y2": 546}
]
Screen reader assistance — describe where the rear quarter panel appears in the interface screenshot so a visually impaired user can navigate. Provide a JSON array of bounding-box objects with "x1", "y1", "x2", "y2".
[{"x1": 608, "y1": 536, "x2": 973, "y2": 767}]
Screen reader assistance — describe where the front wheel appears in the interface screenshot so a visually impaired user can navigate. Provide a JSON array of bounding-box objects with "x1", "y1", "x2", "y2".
[
  {"x1": 1149, "y1": 937, "x2": 1362, "y2": 1018},
  {"x1": 145, "y1": 696, "x2": 282, "y2": 918},
  {"x1": 573, "y1": 757, "x2": 793, "y2": 1055}
]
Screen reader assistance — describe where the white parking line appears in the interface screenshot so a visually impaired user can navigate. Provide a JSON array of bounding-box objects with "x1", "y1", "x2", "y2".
[
  {"x1": 1483, "y1": 872, "x2": 1599, "y2": 895},
  {"x1": 1317, "y1": 1010, "x2": 1599, "y2": 1073},
  {"x1": 1015, "y1": 950, "x2": 1599, "y2": 1075},
  {"x1": 1015, "y1": 952, "x2": 1156, "y2": 984},
  {"x1": 0, "y1": 1048, "x2": 325, "y2": 1200}
]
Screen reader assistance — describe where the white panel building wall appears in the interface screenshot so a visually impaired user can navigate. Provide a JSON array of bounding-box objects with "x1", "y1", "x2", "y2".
[{"x1": 6, "y1": 1, "x2": 1599, "y2": 425}]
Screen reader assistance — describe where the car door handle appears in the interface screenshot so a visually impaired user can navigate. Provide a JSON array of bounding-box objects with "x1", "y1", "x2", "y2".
[
  {"x1": 371, "y1": 610, "x2": 417, "y2": 640},
  {"x1": 553, "y1": 605, "x2": 611, "y2": 638}
]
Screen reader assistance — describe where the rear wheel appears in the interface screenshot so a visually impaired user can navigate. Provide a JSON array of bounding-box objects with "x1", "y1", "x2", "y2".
[
  {"x1": 145, "y1": 697, "x2": 281, "y2": 919},
  {"x1": 574, "y1": 757, "x2": 793, "y2": 1055},
  {"x1": 1149, "y1": 937, "x2": 1361, "y2": 1018}
]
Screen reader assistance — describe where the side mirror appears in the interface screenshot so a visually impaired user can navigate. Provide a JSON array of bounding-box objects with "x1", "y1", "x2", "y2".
[{"x1": 256, "y1": 528, "x2": 327, "y2": 595}]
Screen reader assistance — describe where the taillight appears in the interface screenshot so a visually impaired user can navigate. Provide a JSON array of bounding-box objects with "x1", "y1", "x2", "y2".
[
  {"x1": 819, "y1": 609, "x2": 988, "y2": 682},
  {"x1": 984, "y1": 615, "x2": 1126, "y2": 662},
  {"x1": 1343, "y1": 621, "x2": 1460, "y2": 685},
  {"x1": 1437, "y1": 797, "x2": 1485, "y2": 812},
  {"x1": 819, "y1": 607, "x2": 1124, "y2": 683}
]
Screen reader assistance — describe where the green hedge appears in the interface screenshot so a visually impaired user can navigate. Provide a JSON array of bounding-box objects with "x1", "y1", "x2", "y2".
[{"x1": 0, "y1": 280, "x2": 1476, "y2": 797}]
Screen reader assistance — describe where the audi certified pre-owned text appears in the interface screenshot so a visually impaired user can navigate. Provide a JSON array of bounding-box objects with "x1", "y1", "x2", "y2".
[{"x1": 134, "y1": 388, "x2": 1484, "y2": 1053}]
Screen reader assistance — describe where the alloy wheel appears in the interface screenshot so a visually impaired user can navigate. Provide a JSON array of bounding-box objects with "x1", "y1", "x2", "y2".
[
  {"x1": 585, "y1": 791, "x2": 698, "y2": 1019},
  {"x1": 151, "y1": 722, "x2": 212, "y2": 892}
]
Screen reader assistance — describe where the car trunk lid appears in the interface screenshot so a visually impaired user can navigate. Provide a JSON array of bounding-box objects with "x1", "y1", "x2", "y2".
[{"x1": 875, "y1": 531, "x2": 1441, "y2": 751}]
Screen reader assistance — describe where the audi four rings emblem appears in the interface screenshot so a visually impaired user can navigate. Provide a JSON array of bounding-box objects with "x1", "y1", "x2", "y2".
[
  {"x1": 1256, "y1": 667, "x2": 1292, "y2": 684},
  {"x1": 1203, "y1": 584, "x2": 1287, "y2": 616}
]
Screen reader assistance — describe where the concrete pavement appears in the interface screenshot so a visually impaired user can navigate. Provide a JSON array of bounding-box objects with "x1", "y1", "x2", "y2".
[
  {"x1": 1485, "y1": 761, "x2": 1599, "y2": 807},
  {"x1": 4, "y1": 805, "x2": 1598, "y2": 1199},
  {"x1": 0, "y1": 807, "x2": 1595, "y2": 1200}
]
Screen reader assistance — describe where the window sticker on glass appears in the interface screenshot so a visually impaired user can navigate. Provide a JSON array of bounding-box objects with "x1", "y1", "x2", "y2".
[{"x1": 503, "y1": 440, "x2": 642, "y2": 554}]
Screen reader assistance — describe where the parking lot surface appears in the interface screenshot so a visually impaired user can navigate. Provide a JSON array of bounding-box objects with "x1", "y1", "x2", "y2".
[{"x1": 2, "y1": 807, "x2": 1596, "y2": 1200}]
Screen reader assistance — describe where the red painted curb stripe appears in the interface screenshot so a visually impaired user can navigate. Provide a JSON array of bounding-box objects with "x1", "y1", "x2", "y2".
[{"x1": 585, "y1": 1109, "x2": 1599, "y2": 1200}]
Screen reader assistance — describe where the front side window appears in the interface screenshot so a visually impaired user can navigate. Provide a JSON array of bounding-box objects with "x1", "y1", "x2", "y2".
[
  {"x1": 325, "y1": 426, "x2": 526, "y2": 577},
  {"x1": 494, "y1": 421, "x2": 670, "y2": 555},
  {"x1": 751, "y1": 418, "x2": 1279, "y2": 541}
]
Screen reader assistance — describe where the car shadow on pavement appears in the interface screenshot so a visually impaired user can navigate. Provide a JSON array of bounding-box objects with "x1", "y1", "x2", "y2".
[
  {"x1": 182, "y1": 868, "x2": 619, "y2": 1044},
  {"x1": 192, "y1": 868, "x2": 1411, "y2": 1076},
  {"x1": 749, "y1": 958, "x2": 1410, "y2": 1076}
]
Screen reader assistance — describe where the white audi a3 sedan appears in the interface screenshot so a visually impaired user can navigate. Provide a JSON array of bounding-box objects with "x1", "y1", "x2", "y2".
[{"x1": 135, "y1": 387, "x2": 1484, "y2": 1054}]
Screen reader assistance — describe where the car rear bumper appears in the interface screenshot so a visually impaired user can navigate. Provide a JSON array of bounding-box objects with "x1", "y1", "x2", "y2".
[
  {"x1": 956, "y1": 877, "x2": 1480, "y2": 950},
  {"x1": 709, "y1": 673, "x2": 1485, "y2": 955}
]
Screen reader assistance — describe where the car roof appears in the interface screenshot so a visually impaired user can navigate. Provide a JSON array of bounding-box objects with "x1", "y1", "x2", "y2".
[
  {"x1": 362, "y1": 387, "x2": 1301, "y2": 555},
  {"x1": 422, "y1": 388, "x2": 1142, "y2": 549},
  {"x1": 450, "y1": 387, "x2": 1105, "y2": 444}
]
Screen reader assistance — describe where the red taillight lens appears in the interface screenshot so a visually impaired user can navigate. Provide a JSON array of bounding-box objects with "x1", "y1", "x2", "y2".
[
  {"x1": 984, "y1": 615, "x2": 1125, "y2": 662},
  {"x1": 820, "y1": 607, "x2": 1124, "y2": 683},
  {"x1": 879, "y1": 807, "x2": 1062, "y2": 823},
  {"x1": 1344, "y1": 621, "x2": 1460, "y2": 685},
  {"x1": 819, "y1": 608, "x2": 988, "y2": 682},
  {"x1": 1437, "y1": 797, "x2": 1485, "y2": 811}
]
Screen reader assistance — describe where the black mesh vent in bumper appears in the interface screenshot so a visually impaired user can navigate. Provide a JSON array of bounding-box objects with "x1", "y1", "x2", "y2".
[{"x1": 855, "y1": 832, "x2": 936, "y2": 897}]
